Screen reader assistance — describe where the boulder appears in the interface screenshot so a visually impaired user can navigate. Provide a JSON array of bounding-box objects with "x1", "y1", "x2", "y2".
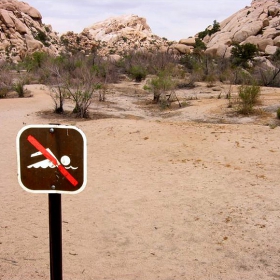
[
  {"x1": 273, "y1": 35, "x2": 280, "y2": 46},
  {"x1": 268, "y1": 5, "x2": 280, "y2": 17},
  {"x1": 233, "y1": 21, "x2": 263, "y2": 43},
  {"x1": 243, "y1": 36, "x2": 262, "y2": 45},
  {"x1": 13, "y1": 17, "x2": 27, "y2": 34},
  {"x1": 0, "y1": 9, "x2": 14, "y2": 28},
  {"x1": 258, "y1": 38, "x2": 274, "y2": 51},
  {"x1": 254, "y1": 56, "x2": 277, "y2": 71},
  {"x1": 262, "y1": 27, "x2": 280, "y2": 39},
  {"x1": 216, "y1": 45, "x2": 228, "y2": 57},
  {"x1": 265, "y1": 45, "x2": 278, "y2": 54},
  {"x1": 25, "y1": 34, "x2": 43, "y2": 52},
  {"x1": 205, "y1": 47, "x2": 217, "y2": 56},
  {"x1": 170, "y1": 43, "x2": 192, "y2": 54},
  {"x1": 179, "y1": 37, "x2": 196, "y2": 46},
  {"x1": 17, "y1": 2, "x2": 42, "y2": 20}
]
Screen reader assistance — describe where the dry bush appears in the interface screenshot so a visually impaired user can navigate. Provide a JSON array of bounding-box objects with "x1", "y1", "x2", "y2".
[
  {"x1": 237, "y1": 84, "x2": 261, "y2": 114},
  {"x1": 0, "y1": 61, "x2": 13, "y2": 98}
]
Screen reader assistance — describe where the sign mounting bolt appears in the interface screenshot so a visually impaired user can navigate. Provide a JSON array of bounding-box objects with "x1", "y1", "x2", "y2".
[
  {"x1": 50, "y1": 128, "x2": 54, "y2": 133},
  {"x1": 51, "y1": 185, "x2": 56, "y2": 190}
]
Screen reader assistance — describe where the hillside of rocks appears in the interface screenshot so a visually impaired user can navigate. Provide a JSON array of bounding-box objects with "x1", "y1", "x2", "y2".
[
  {"x1": 178, "y1": 0, "x2": 280, "y2": 57},
  {"x1": 0, "y1": 0, "x2": 61, "y2": 62},
  {"x1": 61, "y1": 14, "x2": 174, "y2": 58},
  {"x1": 4, "y1": 0, "x2": 280, "y2": 63},
  {"x1": 0, "y1": 1, "x2": 175, "y2": 61}
]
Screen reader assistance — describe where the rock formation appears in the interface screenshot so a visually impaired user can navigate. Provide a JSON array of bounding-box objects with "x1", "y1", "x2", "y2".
[
  {"x1": 0, "y1": 0, "x2": 60, "y2": 62},
  {"x1": 6, "y1": 0, "x2": 280, "y2": 63},
  {"x1": 61, "y1": 14, "x2": 174, "y2": 58},
  {"x1": 178, "y1": 0, "x2": 280, "y2": 58}
]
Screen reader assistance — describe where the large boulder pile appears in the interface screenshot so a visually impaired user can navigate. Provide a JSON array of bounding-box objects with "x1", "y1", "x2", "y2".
[
  {"x1": 0, "y1": 0, "x2": 60, "y2": 62},
  {"x1": 178, "y1": 0, "x2": 280, "y2": 57},
  {"x1": 61, "y1": 14, "x2": 174, "y2": 58}
]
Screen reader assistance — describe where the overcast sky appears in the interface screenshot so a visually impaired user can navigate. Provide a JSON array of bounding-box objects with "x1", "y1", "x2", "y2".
[{"x1": 26, "y1": 0, "x2": 251, "y2": 41}]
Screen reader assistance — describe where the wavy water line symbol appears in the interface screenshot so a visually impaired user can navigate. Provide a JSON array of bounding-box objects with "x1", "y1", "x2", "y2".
[{"x1": 28, "y1": 150, "x2": 78, "y2": 170}]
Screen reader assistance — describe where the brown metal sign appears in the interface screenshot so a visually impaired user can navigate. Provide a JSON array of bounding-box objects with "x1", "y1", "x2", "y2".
[{"x1": 16, "y1": 125, "x2": 87, "y2": 194}]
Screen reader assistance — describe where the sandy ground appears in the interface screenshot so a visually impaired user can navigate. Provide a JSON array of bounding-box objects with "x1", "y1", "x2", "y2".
[{"x1": 1, "y1": 83, "x2": 280, "y2": 280}]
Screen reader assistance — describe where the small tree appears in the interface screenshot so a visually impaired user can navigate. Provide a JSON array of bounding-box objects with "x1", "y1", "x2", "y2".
[
  {"x1": 231, "y1": 43, "x2": 258, "y2": 67},
  {"x1": 63, "y1": 64, "x2": 100, "y2": 118},
  {"x1": 198, "y1": 20, "x2": 220, "y2": 39},
  {"x1": 42, "y1": 57, "x2": 67, "y2": 114}
]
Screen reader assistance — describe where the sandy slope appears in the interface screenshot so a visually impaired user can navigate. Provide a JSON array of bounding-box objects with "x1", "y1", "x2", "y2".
[{"x1": 1, "y1": 85, "x2": 280, "y2": 280}]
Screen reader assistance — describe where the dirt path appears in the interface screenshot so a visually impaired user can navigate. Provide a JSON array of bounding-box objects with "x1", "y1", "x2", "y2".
[{"x1": 1, "y1": 85, "x2": 280, "y2": 280}]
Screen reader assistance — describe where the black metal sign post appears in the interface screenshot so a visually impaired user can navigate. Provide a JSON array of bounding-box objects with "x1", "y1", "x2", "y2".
[{"x1": 49, "y1": 194, "x2": 63, "y2": 280}]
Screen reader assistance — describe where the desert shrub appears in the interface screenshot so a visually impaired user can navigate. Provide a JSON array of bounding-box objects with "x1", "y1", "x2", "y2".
[
  {"x1": 35, "y1": 30, "x2": 49, "y2": 46},
  {"x1": 20, "y1": 51, "x2": 49, "y2": 72},
  {"x1": 13, "y1": 73, "x2": 31, "y2": 98},
  {"x1": 63, "y1": 62, "x2": 102, "y2": 118},
  {"x1": 39, "y1": 53, "x2": 102, "y2": 117},
  {"x1": 198, "y1": 20, "x2": 220, "y2": 39},
  {"x1": 92, "y1": 56, "x2": 120, "y2": 83},
  {"x1": 148, "y1": 52, "x2": 180, "y2": 74},
  {"x1": 146, "y1": 70, "x2": 176, "y2": 103},
  {"x1": 193, "y1": 38, "x2": 207, "y2": 52},
  {"x1": 180, "y1": 54, "x2": 196, "y2": 70},
  {"x1": 237, "y1": 84, "x2": 261, "y2": 114},
  {"x1": 128, "y1": 65, "x2": 147, "y2": 82},
  {"x1": 208, "y1": 20, "x2": 221, "y2": 36},
  {"x1": 0, "y1": 61, "x2": 13, "y2": 97},
  {"x1": 120, "y1": 50, "x2": 179, "y2": 77},
  {"x1": 181, "y1": 53, "x2": 219, "y2": 83},
  {"x1": 257, "y1": 67, "x2": 280, "y2": 87},
  {"x1": 13, "y1": 81, "x2": 25, "y2": 97},
  {"x1": 231, "y1": 43, "x2": 258, "y2": 67},
  {"x1": 233, "y1": 67, "x2": 255, "y2": 85},
  {"x1": 277, "y1": 107, "x2": 280, "y2": 119},
  {"x1": 256, "y1": 47, "x2": 280, "y2": 86},
  {"x1": 50, "y1": 86, "x2": 66, "y2": 114}
]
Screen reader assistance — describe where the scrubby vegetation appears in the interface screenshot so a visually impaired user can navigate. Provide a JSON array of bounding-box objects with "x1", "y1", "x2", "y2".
[
  {"x1": 1, "y1": 36, "x2": 280, "y2": 120},
  {"x1": 198, "y1": 20, "x2": 221, "y2": 40},
  {"x1": 237, "y1": 84, "x2": 261, "y2": 114}
]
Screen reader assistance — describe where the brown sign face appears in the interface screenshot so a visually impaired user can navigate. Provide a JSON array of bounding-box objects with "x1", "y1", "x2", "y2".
[{"x1": 16, "y1": 125, "x2": 87, "y2": 194}]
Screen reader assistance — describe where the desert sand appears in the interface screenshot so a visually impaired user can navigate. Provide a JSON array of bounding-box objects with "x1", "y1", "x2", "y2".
[{"x1": 1, "y1": 83, "x2": 280, "y2": 280}]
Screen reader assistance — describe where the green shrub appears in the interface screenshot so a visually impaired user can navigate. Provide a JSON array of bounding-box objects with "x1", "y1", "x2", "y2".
[
  {"x1": 35, "y1": 30, "x2": 48, "y2": 46},
  {"x1": 194, "y1": 38, "x2": 206, "y2": 51},
  {"x1": 277, "y1": 107, "x2": 280, "y2": 119},
  {"x1": 146, "y1": 71, "x2": 176, "y2": 103},
  {"x1": 238, "y1": 84, "x2": 261, "y2": 114},
  {"x1": 14, "y1": 81, "x2": 25, "y2": 97},
  {"x1": 129, "y1": 65, "x2": 147, "y2": 82},
  {"x1": 231, "y1": 43, "x2": 258, "y2": 67},
  {"x1": 198, "y1": 20, "x2": 220, "y2": 39}
]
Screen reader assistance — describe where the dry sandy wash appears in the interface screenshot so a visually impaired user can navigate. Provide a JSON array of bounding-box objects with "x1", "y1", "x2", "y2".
[{"x1": 1, "y1": 83, "x2": 280, "y2": 280}]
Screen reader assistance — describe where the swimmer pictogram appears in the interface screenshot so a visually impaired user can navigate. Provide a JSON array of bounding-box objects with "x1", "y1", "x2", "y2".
[{"x1": 27, "y1": 134, "x2": 78, "y2": 186}]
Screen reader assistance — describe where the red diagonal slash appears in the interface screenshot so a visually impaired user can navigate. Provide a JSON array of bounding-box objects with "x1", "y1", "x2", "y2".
[{"x1": 27, "y1": 135, "x2": 78, "y2": 187}]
